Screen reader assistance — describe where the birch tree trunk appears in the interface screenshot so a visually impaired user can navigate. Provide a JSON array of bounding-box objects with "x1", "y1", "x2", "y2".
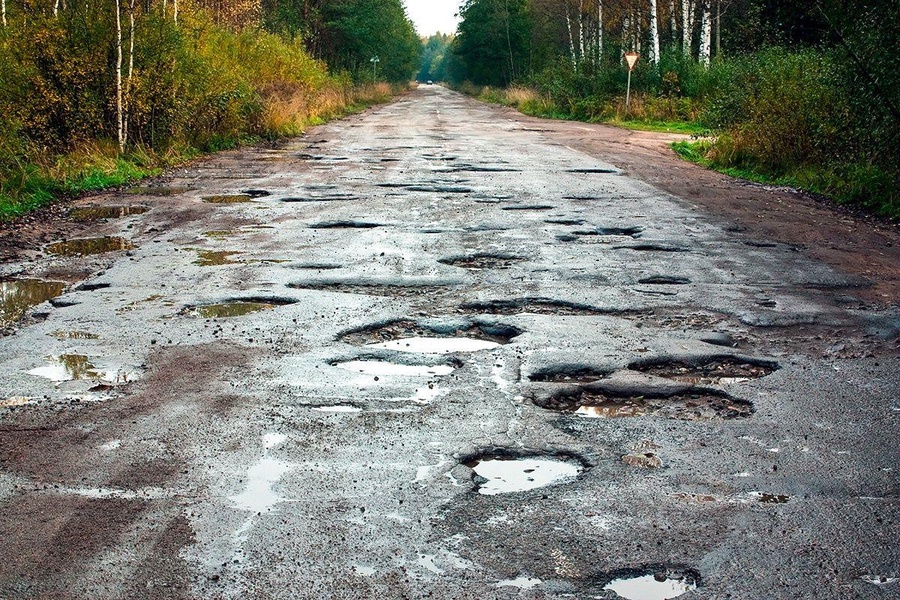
[
  {"x1": 565, "y1": 2, "x2": 577, "y2": 70},
  {"x1": 649, "y1": 0, "x2": 660, "y2": 65},
  {"x1": 54, "y1": 0, "x2": 59, "y2": 17},
  {"x1": 2, "y1": 0, "x2": 7, "y2": 28},
  {"x1": 682, "y1": 0, "x2": 692, "y2": 56},
  {"x1": 124, "y1": 0, "x2": 135, "y2": 145},
  {"x1": 597, "y1": 0, "x2": 603, "y2": 61},
  {"x1": 671, "y1": 0, "x2": 677, "y2": 42},
  {"x1": 173, "y1": 0, "x2": 177, "y2": 23},
  {"x1": 699, "y1": 0, "x2": 711, "y2": 66},
  {"x1": 578, "y1": 0, "x2": 585, "y2": 61},
  {"x1": 115, "y1": 0, "x2": 124, "y2": 152}
]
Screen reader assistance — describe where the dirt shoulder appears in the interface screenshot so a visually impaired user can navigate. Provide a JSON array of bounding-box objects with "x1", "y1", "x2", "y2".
[{"x1": 506, "y1": 109, "x2": 900, "y2": 305}]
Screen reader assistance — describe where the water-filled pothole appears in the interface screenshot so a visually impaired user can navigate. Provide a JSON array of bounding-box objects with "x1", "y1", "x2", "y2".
[
  {"x1": 377, "y1": 183, "x2": 473, "y2": 194},
  {"x1": 568, "y1": 168, "x2": 618, "y2": 174},
  {"x1": 528, "y1": 367, "x2": 609, "y2": 383},
  {"x1": 203, "y1": 195, "x2": 252, "y2": 203},
  {"x1": 342, "y1": 319, "x2": 520, "y2": 354},
  {"x1": 1, "y1": 279, "x2": 67, "y2": 327},
  {"x1": 630, "y1": 357, "x2": 778, "y2": 385},
  {"x1": 615, "y1": 243, "x2": 688, "y2": 253},
  {"x1": 545, "y1": 218, "x2": 586, "y2": 226},
  {"x1": 439, "y1": 253, "x2": 525, "y2": 269},
  {"x1": 464, "y1": 452, "x2": 585, "y2": 495},
  {"x1": 332, "y1": 360, "x2": 457, "y2": 377},
  {"x1": 242, "y1": 189, "x2": 271, "y2": 198},
  {"x1": 45, "y1": 237, "x2": 134, "y2": 256},
  {"x1": 289, "y1": 282, "x2": 449, "y2": 298},
  {"x1": 28, "y1": 354, "x2": 101, "y2": 381},
  {"x1": 281, "y1": 194, "x2": 358, "y2": 202},
  {"x1": 533, "y1": 387, "x2": 752, "y2": 420},
  {"x1": 69, "y1": 205, "x2": 149, "y2": 220},
  {"x1": 126, "y1": 186, "x2": 191, "y2": 195},
  {"x1": 460, "y1": 298, "x2": 613, "y2": 316},
  {"x1": 187, "y1": 297, "x2": 297, "y2": 318},
  {"x1": 753, "y1": 492, "x2": 790, "y2": 504},
  {"x1": 309, "y1": 221, "x2": 382, "y2": 229},
  {"x1": 602, "y1": 568, "x2": 699, "y2": 600},
  {"x1": 195, "y1": 250, "x2": 241, "y2": 266},
  {"x1": 581, "y1": 226, "x2": 644, "y2": 237}
]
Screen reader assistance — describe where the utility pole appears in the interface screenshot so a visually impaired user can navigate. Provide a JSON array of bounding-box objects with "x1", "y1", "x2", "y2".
[{"x1": 370, "y1": 56, "x2": 380, "y2": 83}]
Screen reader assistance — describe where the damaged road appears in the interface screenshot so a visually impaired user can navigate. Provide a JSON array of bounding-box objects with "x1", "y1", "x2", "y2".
[{"x1": 0, "y1": 85, "x2": 898, "y2": 599}]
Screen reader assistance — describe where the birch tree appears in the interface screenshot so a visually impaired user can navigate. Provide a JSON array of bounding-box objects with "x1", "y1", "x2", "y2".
[
  {"x1": 681, "y1": 0, "x2": 693, "y2": 56},
  {"x1": 2, "y1": 0, "x2": 6, "y2": 28},
  {"x1": 115, "y1": 0, "x2": 124, "y2": 152},
  {"x1": 699, "y1": 0, "x2": 711, "y2": 65},
  {"x1": 649, "y1": 0, "x2": 660, "y2": 65},
  {"x1": 597, "y1": 0, "x2": 602, "y2": 61},
  {"x1": 565, "y1": 1, "x2": 577, "y2": 69}
]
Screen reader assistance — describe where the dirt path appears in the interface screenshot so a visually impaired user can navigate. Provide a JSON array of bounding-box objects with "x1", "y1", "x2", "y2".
[{"x1": 1, "y1": 86, "x2": 897, "y2": 599}]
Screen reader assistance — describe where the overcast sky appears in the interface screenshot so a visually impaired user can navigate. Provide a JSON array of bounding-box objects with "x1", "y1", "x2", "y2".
[{"x1": 403, "y1": 0, "x2": 462, "y2": 37}]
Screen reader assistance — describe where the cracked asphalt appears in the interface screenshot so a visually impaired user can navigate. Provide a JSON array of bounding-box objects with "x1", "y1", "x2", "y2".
[{"x1": 1, "y1": 85, "x2": 898, "y2": 599}]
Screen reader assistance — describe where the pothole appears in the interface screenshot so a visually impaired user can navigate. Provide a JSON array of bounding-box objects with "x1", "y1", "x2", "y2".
[
  {"x1": 528, "y1": 367, "x2": 609, "y2": 383},
  {"x1": 195, "y1": 250, "x2": 241, "y2": 266},
  {"x1": 533, "y1": 387, "x2": 753, "y2": 420},
  {"x1": 568, "y1": 168, "x2": 618, "y2": 174},
  {"x1": 186, "y1": 297, "x2": 297, "y2": 318},
  {"x1": 464, "y1": 452, "x2": 585, "y2": 495},
  {"x1": 638, "y1": 276, "x2": 691, "y2": 285},
  {"x1": 203, "y1": 195, "x2": 253, "y2": 203},
  {"x1": 241, "y1": 189, "x2": 271, "y2": 198},
  {"x1": 1, "y1": 279, "x2": 67, "y2": 327},
  {"x1": 752, "y1": 492, "x2": 790, "y2": 504},
  {"x1": 342, "y1": 319, "x2": 520, "y2": 354},
  {"x1": 69, "y1": 205, "x2": 149, "y2": 220},
  {"x1": 126, "y1": 186, "x2": 192, "y2": 195},
  {"x1": 289, "y1": 282, "x2": 447, "y2": 298},
  {"x1": 593, "y1": 226, "x2": 644, "y2": 237},
  {"x1": 281, "y1": 194, "x2": 358, "y2": 202},
  {"x1": 45, "y1": 237, "x2": 134, "y2": 256},
  {"x1": 312, "y1": 405, "x2": 363, "y2": 413},
  {"x1": 50, "y1": 330, "x2": 99, "y2": 340},
  {"x1": 439, "y1": 253, "x2": 525, "y2": 269},
  {"x1": 630, "y1": 357, "x2": 778, "y2": 385},
  {"x1": 376, "y1": 183, "x2": 473, "y2": 194},
  {"x1": 615, "y1": 243, "x2": 688, "y2": 253},
  {"x1": 309, "y1": 221, "x2": 382, "y2": 229},
  {"x1": 545, "y1": 218, "x2": 586, "y2": 226},
  {"x1": 601, "y1": 568, "x2": 699, "y2": 600},
  {"x1": 332, "y1": 360, "x2": 457, "y2": 377},
  {"x1": 28, "y1": 354, "x2": 133, "y2": 383},
  {"x1": 460, "y1": 298, "x2": 613, "y2": 316},
  {"x1": 501, "y1": 205, "x2": 554, "y2": 211}
]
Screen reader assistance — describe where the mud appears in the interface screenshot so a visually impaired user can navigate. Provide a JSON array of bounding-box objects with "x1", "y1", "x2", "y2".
[{"x1": 68, "y1": 206, "x2": 149, "y2": 220}]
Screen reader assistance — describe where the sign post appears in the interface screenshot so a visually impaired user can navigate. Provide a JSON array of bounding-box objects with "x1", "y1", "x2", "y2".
[
  {"x1": 370, "y1": 56, "x2": 380, "y2": 83},
  {"x1": 624, "y1": 52, "x2": 639, "y2": 115}
]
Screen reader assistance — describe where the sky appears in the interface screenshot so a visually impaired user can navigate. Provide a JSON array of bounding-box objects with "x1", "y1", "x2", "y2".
[{"x1": 403, "y1": 0, "x2": 462, "y2": 37}]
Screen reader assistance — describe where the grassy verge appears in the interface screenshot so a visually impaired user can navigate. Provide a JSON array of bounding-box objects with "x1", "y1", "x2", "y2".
[{"x1": 0, "y1": 83, "x2": 399, "y2": 221}]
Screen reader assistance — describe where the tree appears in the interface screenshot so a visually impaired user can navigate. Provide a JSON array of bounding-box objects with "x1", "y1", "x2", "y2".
[
  {"x1": 453, "y1": 0, "x2": 530, "y2": 85},
  {"x1": 649, "y1": 0, "x2": 660, "y2": 65}
]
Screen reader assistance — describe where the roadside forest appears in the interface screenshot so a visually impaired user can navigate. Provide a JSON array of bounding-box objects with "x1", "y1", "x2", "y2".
[
  {"x1": 0, "y1": 0, "x2": 420, "y2": 219},
  {"x1": 439, "y1": 0, "x2": 900, "y2": 218}
]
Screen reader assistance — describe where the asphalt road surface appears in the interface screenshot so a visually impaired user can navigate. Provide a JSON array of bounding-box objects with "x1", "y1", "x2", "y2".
[{"x1": 1, "y1": 85, "x2": 898, "y2": 599}]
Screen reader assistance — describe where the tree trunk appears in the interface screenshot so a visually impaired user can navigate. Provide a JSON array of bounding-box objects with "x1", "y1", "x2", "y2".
[
  {"x1": 174, "y1": 0, "x2": 177, "y2": 23},
  {"x1": 2, "y1": 0, "x2": 7, "y2": 28},
  {"x1": 682, "y1": 0, "x2": 692, "y2": 57},
  {"x1": 578, "y1": 0, "x2": 585, "y2": 61},
  {"x1": 671, "y1": 0, "x2": 677, "y2": 42},
  {"x1": 597, "y1": 0, "x2": 603, "y2": 61},
  {"x1": 115, "y1": 0, "x2": 124, "y2": 153},
  {"x1": 124, "y1": 0, "x2": 135, "y2": 146},
  {"x1": 699, "y1": 1, "x2": 711, "y2": 66},
  {"x1": 565, "y1": 2, "x2": 577, "y2": 70},
  {"x1": 716, "y1": 0, "x2": 721, "y2": 56},
  {"x1": 503, "y1": 0, "x2": 515, "y2": 82},
  {"x1": 649, "y1": 0, "x2": 660, "y2": 65}
]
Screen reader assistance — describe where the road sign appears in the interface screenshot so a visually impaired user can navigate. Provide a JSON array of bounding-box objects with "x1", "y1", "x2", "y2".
[{"x1": 624, "y1": 52, "x2": 639, "y2": 72}]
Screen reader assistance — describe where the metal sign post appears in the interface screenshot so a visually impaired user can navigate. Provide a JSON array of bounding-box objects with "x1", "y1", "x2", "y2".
[
  {"x1": 624, "y1": 52, "x2": 639, "y2": 115},
  {"x1": 370, "y1": 56, "x2": 380, "y2": 83}
]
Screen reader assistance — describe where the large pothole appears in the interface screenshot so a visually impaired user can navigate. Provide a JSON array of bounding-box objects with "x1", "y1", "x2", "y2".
[
  {"x1": 630, "y1": 356, "x2": 779, "y2": 385},
  {"x1": 460, "y1": 298, "x2": 618, "y2": 316},
  {"x1": 45, "y1": 237, "x2": 134, "y2": 256},
  {"x1": 599, "y1": 566, "x2": 700, "y2": 600},
  {"x1": 439, "y1": 253, "x2": 525, "y2": 269},
  {"x1": 69, "y1": 205, "x2": 149, "y2": 220},
  {"x1": 463, "y1": 451, "x2": 586, "y2": 495},
  {"x1": 341, "y1": 319, "x2": 521, "y2": 354},
  {"x1": 185, "y1": 297, "x2": 297, "y2": 318},
  {"x1": 1, "y1": 279, "x2": 67, "y2": 327},
  {"x1": 289, "y1": 282, "x2": 448, "y2": 298}
]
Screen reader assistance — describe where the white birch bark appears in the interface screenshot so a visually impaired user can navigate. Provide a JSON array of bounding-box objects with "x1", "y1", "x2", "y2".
[
  {"x1": 124, "y1": 0, "x2": 135, "y2": 145},
  {"x1": 682, "y1": 0, "x2": 692, "y2": 56},
  {"x1": 174, "y1": 0, "x2": 177, "y2": 23},
  {"x1": 699, "y1": 0, "x2": 711, "y2": 66},
  {"x1": 54, "y1": 0, "x2": 59, "y2": 17},
  {"x1": 565, "y1": 2, "x2": 577, "y2": 69},
  {"x1": 2, "y1": 0, "x2": 7, "y2": 28},
  {"x1": 671, "y1": 0, "x2": 677, "y2": 41},
  {"x1": 115, "y1": 0, "x2": 124, "y2": 152},
  {"x1": 578, "y1": 0, "x2": 585, "y2": 60},
  {"x1": 649, "y1": 0, "x2": 660, "y2": 65},
  {"x1": 597, "y1": 0, "x2": 603, "y2": 61}
]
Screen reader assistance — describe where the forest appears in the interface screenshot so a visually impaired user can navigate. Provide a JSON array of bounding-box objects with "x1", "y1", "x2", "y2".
[
  {"x1": 434, "y1": 0, "x2": 899, "y2": 217},
  {"x1": 0, "y1": 0, "x2": 420, "y2": 218}
]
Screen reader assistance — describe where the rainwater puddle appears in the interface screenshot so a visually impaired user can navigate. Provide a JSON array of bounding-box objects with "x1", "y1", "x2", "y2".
[
  {"x1": 26, "y1": 354, "x2": 128, "y2": 383},
  {"x1": 203, "y1": 230, "x2": 237, "y2": 238},
  {"x1": 467, "y1": 455, "x2": 583, "y2": 495},
  {"x1": 604, "y1": 572, "x2": 698, "y2": 600},
  {"x1": 192, "y1": 302, "x2": 275, "y2": 318},
  {"x1": 495, "y1": 576, "x2": 542, "y2": 589},
  {"x1": 632, "y1": 357, "x2": 778, "y2": 385},
  {"x1": 229, "y1": 457, "x2": 291, "y2": 512},
  {"x1": 439, "y1": 253, "x2": 524, "y2": 269},
  {"x1": 537, "y1": 388, "x2": 752, "y2": 421},
  {"x1": 45, "y1": 237, "x2": 133, "y2": 256},
  {"x1": 1, "y1": 279, "x2": 67, "y2": 326},
  {"x1": 334, "y1": 360, "x2": 455, "y2": 377},
  {"x1": 312, "y1": 405, "x2": 363, "y2": 413},
  {"x1": 203, "y1": 195, "x2": 252, "y2": 203},
  {"x1": 529, "y1": 367, "x2": 609, "y2": 383},
  {"x1": 368, "y1": 337, "x2": 500, "y2": 354},
  {"x1": 195, "y1": 250, "x2": 241, "y2": 266},
  {"x1": 69, "y1": 205, "x2": 149, "y2": 220},
  {"x1": 126, "y1": 186, "x2": 191, "y2": 195}
]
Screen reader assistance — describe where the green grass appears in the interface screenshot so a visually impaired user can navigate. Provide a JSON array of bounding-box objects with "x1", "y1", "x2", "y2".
[{"x1": 607, "y1": 118, "x2": 708, "y2": 135}]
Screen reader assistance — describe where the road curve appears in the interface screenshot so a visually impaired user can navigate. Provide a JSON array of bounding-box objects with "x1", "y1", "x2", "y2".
[{"x1": 0, "y1": 85, "x2": 898, "y2": 599}]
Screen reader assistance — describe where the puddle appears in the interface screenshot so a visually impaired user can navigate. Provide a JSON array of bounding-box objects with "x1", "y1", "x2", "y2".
[
  {"x1": 195, "y1": 250, "x2": 241, "y2": 266},
  {"x1": 528, "y1": 367, "x2": 609, "y2": 383},
  {"x1": 496, "y1": 576, "x2": 542, "y2": 589},
  {"x1": 568, "y1": 168, "x2": 618, "y2": 174},
  {"x1": 344, "y1": 319, "x2": 520, "y2": 353},
  {"x1": 189, "y1": 297, "x2": 296, "y2": 318},
  {"x1": 69, "y1": 205, "x2": 149, "y2": 220},
  {"x1": 536, "y1": 388, "x2": 753, "y2": 421},
  {"x1": 203, "y1": 195, "x2": 252, "y2": 203},
  {"x1": 545, "y1": 218, "x2": 586, "y2": 226},
  {"x1": 615, "y1": 243, "x2": 688, "y2": 253},
  {"x1": 333, "y1": 360, "x2": 456, "y2": 377},
  {"x1": 229, "y1": 457, "x2": 291, "y2": 512},
  {"x1": 292, "y1": 263, "x2": 342, "y2": 271},
  {"x1": 376, "y1": 183, "x2": 473, "y2": 194},
  {"x1": 638, "y1": 276, "x2": 691, "y2": 285},
  {"x1": 439, "y1": 253, "x2": 525, "y2": 269},
  {"x1": 466, "y1": 454, "x2": 584, "y2": 495},
  {"x1": 28, "y1": 354, "x2": 102, "y2": 382},
  {"x1": 603, "y1": 570, "x2": 698, "y2": 600},
  {"x1": 1, "y1": 279, "x2": 67, "y2": 326},
  {"x1": 501, "y1": 205, "x2": 554, "y2": 211},
  {"x1": 126, "y1": 186, "x2": 191, "y2": 195},
  {"x1": 309, "y1": 221, "x2": 382, "y2": 229},
  {"x1": 203, "y1": 230, "x2": 237, "y2": 238},
  {"x1": 631, "y1": 357, "x2": 778, "y2": 385},
  {"x1": 312, "y1": 405, "x2": 363, "y2": 413},
  {"x1": 50, "y1": 330, "x2": 99, "y2": 340},
  {"x1": 281, "y1": 195, "x2": 358, "y2": 202},
  {"x1": 45, "y1": 237, "x2": 134, "y2": 256},
  {"x1": 242, "y1": 189, "x2": 271, "y2": 198},
  {"x1": 460, "y1": 298, "x2": 612, "y2": 316}
]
